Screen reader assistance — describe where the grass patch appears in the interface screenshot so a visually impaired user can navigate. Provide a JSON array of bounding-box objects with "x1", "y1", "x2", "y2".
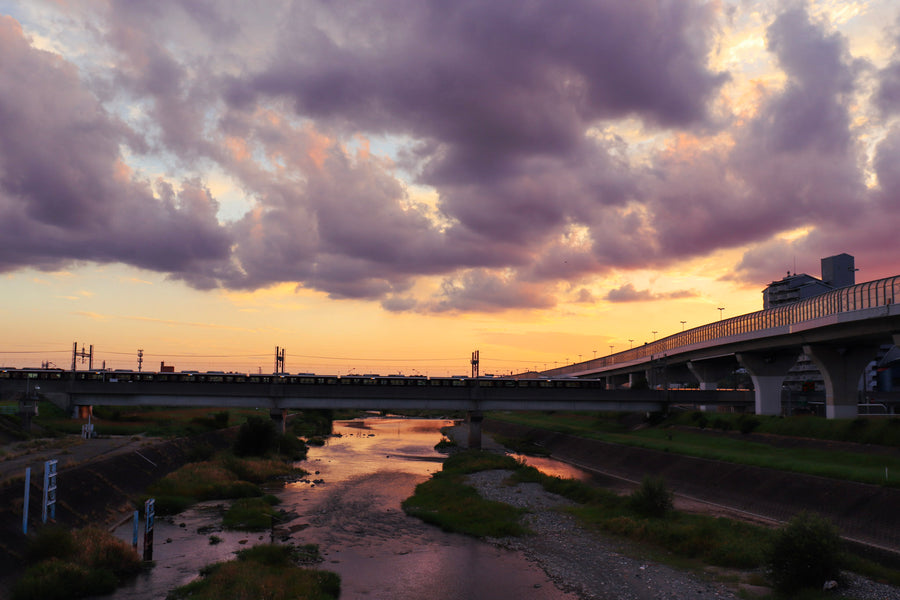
[
  {"x1": 35, "y1": 406, "x2": 263, "y2": 438},
  {"x1": 402, "y1": 451, "x2": 528, "y2": 538},
  {"x1": 413, "y1": 451, "x2": 900, "y2": 593},
  {"x1": 142, "y1": 453, "x2": 303, "y2": 515},
  {"x1": 12, "y1": 526, "x2": 142, "y2": 600},
  {"x1": 490, "y1": 412, "x2": 900, "y2": 486},
  {"x1": 167, "y1": 543, "x2": 339, "y2": 600},
  {"x1": 223, "y1": 495, "x2": 281, "y2": 531}
]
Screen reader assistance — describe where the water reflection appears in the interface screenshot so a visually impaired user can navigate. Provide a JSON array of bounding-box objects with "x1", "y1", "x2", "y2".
[
  {"x1": 98, "y1": 417, "x2": 582, "y2": 600},
  {"x1": 509, "y1": 453, "x2": 593, "y2": 481}
]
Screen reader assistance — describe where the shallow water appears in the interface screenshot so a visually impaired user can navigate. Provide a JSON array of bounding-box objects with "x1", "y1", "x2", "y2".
[{"x1": 100, "y1": 417, "x2": 587, "y2": 599}]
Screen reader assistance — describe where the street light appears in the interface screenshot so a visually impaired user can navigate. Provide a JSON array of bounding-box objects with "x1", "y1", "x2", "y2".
[
  {"x1": 629, "y1": 339, "x2": 634, "y2": 348},
  {"x1": 593, "y1": 350, "x2": 597, "y2": 359},
  {"x1": 609, "y1": 345, "x2": 614, "y2": 354},
  {"x1": 718, "y1": 307, "x2": 725, "y2": 320},
  {"x1": 680, "y1": 320, "x2": 686, "y2": 331},
  {"x1": 652, "y1": 330, "x2": 657, "y2": 340}
]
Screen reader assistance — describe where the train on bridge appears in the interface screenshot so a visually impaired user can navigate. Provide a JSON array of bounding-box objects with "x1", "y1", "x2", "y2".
[{"x1": 0, "y1": 367, "x2": 604, "y2": 390}]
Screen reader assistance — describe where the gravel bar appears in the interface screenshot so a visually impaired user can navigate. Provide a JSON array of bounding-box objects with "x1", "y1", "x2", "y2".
[{"x1": 464, "y1": 469, "x2": 900, "y2": 600}]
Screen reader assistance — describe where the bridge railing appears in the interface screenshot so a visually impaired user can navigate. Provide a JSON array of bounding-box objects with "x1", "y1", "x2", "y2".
[{"x1": 558, "y1": 275, "x2": 900, "y2": 374}]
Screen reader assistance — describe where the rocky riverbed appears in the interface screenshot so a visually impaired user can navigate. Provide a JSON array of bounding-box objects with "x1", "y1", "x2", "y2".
[{"x1": 465, "y1": 468, "x2": 900, "y2": 600}]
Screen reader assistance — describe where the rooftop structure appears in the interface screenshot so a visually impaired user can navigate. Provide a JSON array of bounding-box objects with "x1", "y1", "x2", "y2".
[{"x1": 762, "y1": 253, "x2": 855, "y2": 309}]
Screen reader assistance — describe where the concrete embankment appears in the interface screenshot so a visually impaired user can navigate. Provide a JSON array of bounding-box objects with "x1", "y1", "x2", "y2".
[
  {"x1": 483, "y1": 419, "x2": 900, "y2": 555},
  {"x1": 0, "y1": 429, "x2": 235, "y2": 582}
]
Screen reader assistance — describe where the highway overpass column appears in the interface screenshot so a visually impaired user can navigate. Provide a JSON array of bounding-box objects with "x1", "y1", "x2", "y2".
[
  {"x1": 803, "y1": 344, "x2": 880, "y2": 419},
  {"x1": 687, "y1": 357, "x2": 737, "y2": 390},
  {"x1": 736, "y1": 351, "x2": 798, "y2": 416}
]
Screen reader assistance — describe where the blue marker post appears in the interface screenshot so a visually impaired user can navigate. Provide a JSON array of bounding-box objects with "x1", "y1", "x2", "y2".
[
  {"x1": 23, "y1": 467, "x2": 31, "y2": 534},
  {"x1": 132, "y1": 510, "x2": 139, "y2": 550}
]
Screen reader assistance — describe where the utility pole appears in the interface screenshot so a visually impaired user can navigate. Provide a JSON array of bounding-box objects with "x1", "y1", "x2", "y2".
[
  {"x1": 275, "y1": 346, "x2": 285, "y2": 375},
  {"x1": 470, "y1": 350, "x2": 479, "y2": 378},
  {"x1": 137, "y1": 349, "x2": 143, "y2": 373},
  {"x1": 72, "y1": 343, "x2": 93, "y2": 372}
]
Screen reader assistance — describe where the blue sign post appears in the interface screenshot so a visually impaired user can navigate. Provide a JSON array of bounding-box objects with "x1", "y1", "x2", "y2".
[
  {"x1": 143, "y1": 498, "x2": 155, "y2": 561},
  {"x1": 23, "y1": 467, "x2": 31, "y2": 534},
  {"x1": 132, "y1": 510, "x2": 140, "y2": 550}
]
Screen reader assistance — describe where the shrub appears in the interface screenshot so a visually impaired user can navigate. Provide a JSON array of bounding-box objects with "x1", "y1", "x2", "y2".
[
  {"x1": 738, "y1": 415, "x2": 760, "y2": 434},
  {"x1": 712, "y1": 417, "x2": 732, "y2": 431},
  {"x1": 767, "y1": 511, "x2": 844, "y2": 593},
  {"x1": 629, "y1": 476, "x2": 673, "y2": 518},
  {"x1": 13, "y1": 527, "x2": 140, "y2": 600},
  {"x1": 24, "y1": 526, "x2": 76, "y2": 563},
  {"x1": 233, "y1": 416, "x2": 278, "y2": 457}
]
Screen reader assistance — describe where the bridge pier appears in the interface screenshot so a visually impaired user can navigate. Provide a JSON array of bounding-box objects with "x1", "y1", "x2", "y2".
[
  {"x1": 736, "y1": 351, "x2": 799, "y2": 416},
  {"x1": 803, "y1": 343, "x2": 880, "y2": 419},
  {"x1": 687, "y1": 357, "x2": 737, "y2": 391},
  {"x1": 270, "y1": 408, "x2": 287, "y2": 434},
  {"x1": 467, "y1": 411, "x2": 483, "y2": 450}
]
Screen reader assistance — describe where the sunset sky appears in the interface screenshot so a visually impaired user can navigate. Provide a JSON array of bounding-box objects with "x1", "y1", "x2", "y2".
[{"x1": 1, "y1": 0, "x2": 899, "y2": 376}]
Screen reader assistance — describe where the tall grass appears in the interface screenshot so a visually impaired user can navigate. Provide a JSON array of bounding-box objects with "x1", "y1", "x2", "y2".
[
  {"x1": 142, "y1": 453, "x2": 302, "y2": 515},
  {"x1": 167, "y1": 544, "x2": 340, "y2": 600},
  {"x1": 12, "y1": 526, "x2": 142, "y2": 600}
]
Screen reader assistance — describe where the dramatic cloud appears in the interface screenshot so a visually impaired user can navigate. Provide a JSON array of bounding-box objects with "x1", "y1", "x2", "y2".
[
  {"x1": 0, "y1": 16, "x2": 231, "y2": 277},
  {"x1": 2, "y1": 1, "x2": 899, "y2": 313},
  {"x1": 604, "y1": 283, "x2": 698, "y2": 303}
]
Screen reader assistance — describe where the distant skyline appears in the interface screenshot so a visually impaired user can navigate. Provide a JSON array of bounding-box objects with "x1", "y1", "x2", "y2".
[{"x1": 1, "y1": 1, "x2": 899, "y2": 375}]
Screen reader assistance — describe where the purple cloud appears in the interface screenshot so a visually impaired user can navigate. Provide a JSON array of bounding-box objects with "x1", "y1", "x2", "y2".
[
  {"x1": 3, "y1": 1, "x2": 900, "y2": 314},
  {"x1": 0, "y1": 16, "x2": 231, "y2": 276},
  {"x1": 605, "y1": 283, "x2": 697, "y2": 303}
]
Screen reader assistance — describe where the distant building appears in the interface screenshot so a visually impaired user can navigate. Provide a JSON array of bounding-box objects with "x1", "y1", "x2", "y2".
[
  {"x1": 762, "y1": 253, "x2": 897, "y2": 408},
  {"x1": 762, "y1": 253, "x2": 855, "y2": 309}
]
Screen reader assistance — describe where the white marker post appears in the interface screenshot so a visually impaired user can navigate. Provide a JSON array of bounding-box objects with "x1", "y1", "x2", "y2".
[{"x1": 42, "y1": 459, "x2": 57, "y2": 523}]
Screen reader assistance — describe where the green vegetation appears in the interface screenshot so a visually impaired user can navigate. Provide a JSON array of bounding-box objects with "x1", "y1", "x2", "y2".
[
  {"x1": 407, "y1": 451, "x2": 900, "y2": 594},
  {"x1": 767, "y1": 512, "x2": 844, "y2": 594},
  {"x1": 12, "y1": 526, "x2": 142, "y2": 600},
  {"x1": 223, "y1": 495, "x2": 281, "y2": 531},
  {"x1": 166, "y1": 544, "x2": 340, "y2": 600},
  {"x1": 234, "y1": 415, "x2": 308, "y2": 461},
  {"x1": 628, "y1": 476, "x2": 674, "y2": 518},
  {"x1": 23, "y1": 403, "x2": 266, "y2": 438},
  {"x1": 402, "y1": 451, "x2": 529, "y2": 538},
  {"x1": 142, "y1": 453, "x2": 304, "y2": 515},
  {"x1": 491, "y1": 411, "x2": 900, "y2": 486}
]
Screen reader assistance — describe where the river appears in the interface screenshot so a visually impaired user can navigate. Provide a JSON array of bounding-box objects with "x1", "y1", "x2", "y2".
[{"x1": 99, "y1": 417, "x2": 587, "y2": 600}]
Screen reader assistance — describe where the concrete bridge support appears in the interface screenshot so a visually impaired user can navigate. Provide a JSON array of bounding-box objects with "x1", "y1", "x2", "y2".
[
  {"x1": 270, "y1": 408, "x2": 287, "y2": 434},
  {"x1": 736, "y1": 351, "x2": 799, "y2": 416},
  {"x1": 803, "y1": 343, "x2": 881, "y2": 419},
  {"x1": 467, "y1": 411, "x2": 483, "y2": 450},
  {"x1": 687, "y1": 357, "x2": 738, "y2": 390},
  {"x1": 606, "y1": 373, "x2": 630, "y2": 390}
]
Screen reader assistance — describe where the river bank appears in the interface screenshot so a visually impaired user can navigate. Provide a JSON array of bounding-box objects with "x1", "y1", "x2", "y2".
[
  {"x1": 451, "y1": 419, "x2": 900, "y2": 599},
  {"x1": 0, "y1": 430, "x2": 235, "y2": 595},
  {"x1": 481, "y1": 418, "x2": 900, "y2": 554}
]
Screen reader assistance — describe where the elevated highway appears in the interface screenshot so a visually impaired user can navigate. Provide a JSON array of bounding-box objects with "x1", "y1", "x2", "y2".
[{"x1": 540, "y1": 275, "x2": 900, "y2": 418}]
